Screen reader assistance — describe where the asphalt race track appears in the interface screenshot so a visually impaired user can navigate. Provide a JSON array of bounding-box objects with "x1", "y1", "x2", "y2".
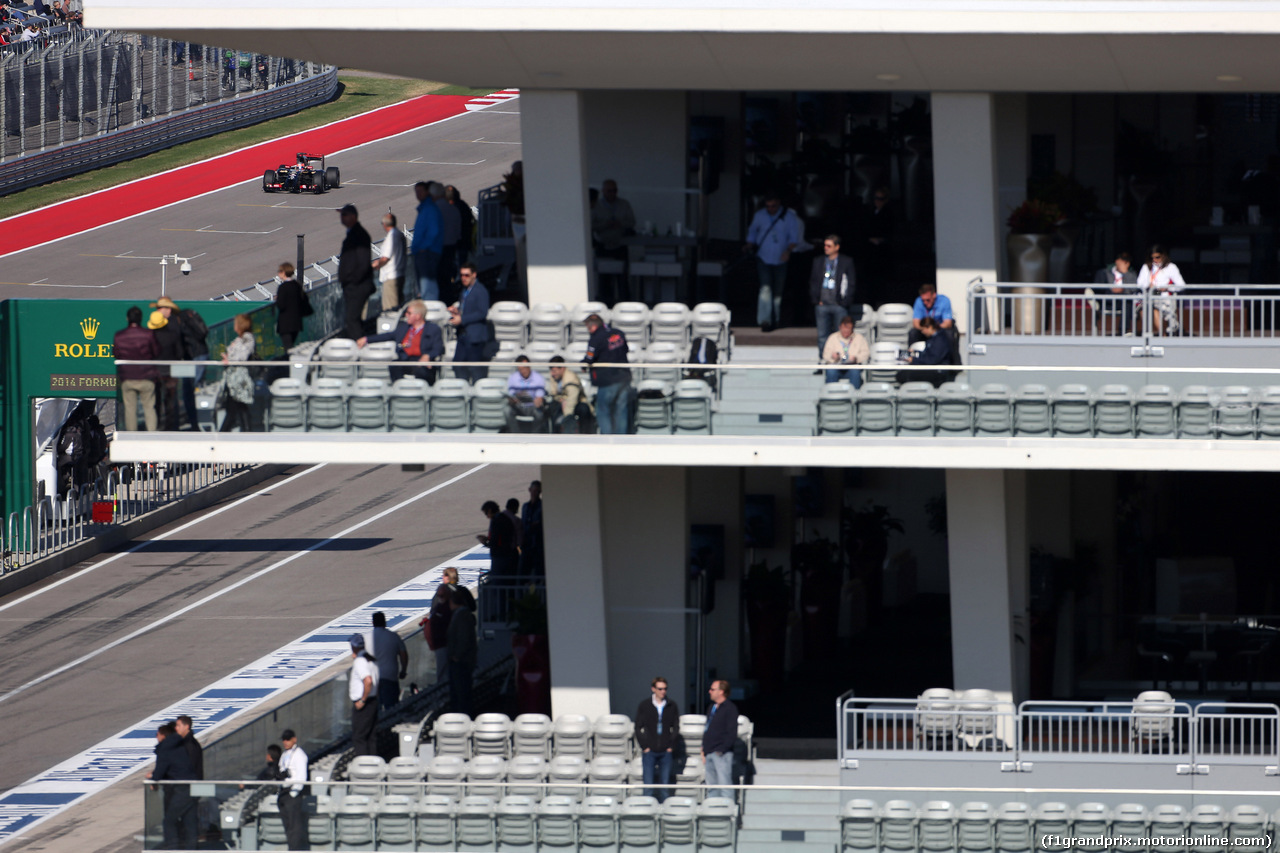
[{"x1": 0, "y1": 95, "x2": 521, "y2": 301}]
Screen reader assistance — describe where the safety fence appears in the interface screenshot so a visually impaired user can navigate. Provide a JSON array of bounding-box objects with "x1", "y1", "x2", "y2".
[
  {"x1": 0, "y1": 32, "x2": 335, "y2": 191},
  {"x1": 1, "y1": 459, "x2": 250, "y2": 573},
  {"x1": 477, "y1": 577, "x2": 546, "y2": 632},
  {"x1": 839, "y1": 695, "x2": 1280, "y2": 769}
]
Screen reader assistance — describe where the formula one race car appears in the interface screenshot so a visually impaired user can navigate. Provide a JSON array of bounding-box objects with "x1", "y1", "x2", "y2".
[{"x1": 263, "y1": 153, "x2": 341, "y2": 194}]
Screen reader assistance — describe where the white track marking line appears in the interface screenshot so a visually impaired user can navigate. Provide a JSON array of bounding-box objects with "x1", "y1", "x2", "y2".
[
  {"x1": 158, "y1": 226, "x2": 284, "y2": 235},
  {"x1": 344, "y1": 181, "x2": 415, "y2": 188},
  {"x1": 0, "y1": 463, "x2": 488, "y2": 706},
  {"x1": 19, "y1": 280, "x2": 123, "y2": 289},
  {"x1": 0, "y1": 464, "x2": 324, "y2": 616}
]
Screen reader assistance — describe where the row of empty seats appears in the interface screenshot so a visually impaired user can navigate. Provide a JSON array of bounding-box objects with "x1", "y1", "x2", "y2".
[
  {"x1": 840, "y1": 800, "x2": 1273, "y2": 853},
  {"x1": 817, "y1": 382, "x2": 1280, "y2": 438},
  {"x1": 485, "y1": 301, "x2": 733, "y2": 353},
  {"x1": 243, "y1": 792, "x2": 736, "y2": 852}
]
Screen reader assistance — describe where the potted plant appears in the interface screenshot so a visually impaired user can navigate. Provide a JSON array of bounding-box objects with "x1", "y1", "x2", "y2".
[
  {"x1": 509, "y1": 585, "x2": 551, "y2": 715},
  {"x1": 742, "y1": 561, "x2": 791, "y2": 690},
  {"x1": 1006, "y1": 199, "x2": 1063, "y2": 331}
]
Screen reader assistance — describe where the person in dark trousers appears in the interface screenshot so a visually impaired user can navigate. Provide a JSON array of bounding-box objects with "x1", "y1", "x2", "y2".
[
  {"x1": 153, "y1": 295, "x2": 209, "y2": 430},
  {"x1": 369, "y1": 611, "x2": 409, "y2": 710},
  {"x1": 148, "y1": 722, "x2": 198, "y2": 849},
  {"x1": 582, "y1": 313, "x2": 632, "y2": 434},
  {"x1": 636, "y1": 676, "x2": 680, "y2": 802},
  {"x1": 809, "y1": 234, "x2": 859, "y2": 357},
  {"x1": 1091, "y1": 251, "x2": 1137, "y2": 334},
  {"x1": 897, "y1": 316, "x2": 953, "y2": 388},
  {"x1": 419, "y1": 566, "x2": 459, "y2": 684},
  {"x1": 521, "y1": 480, "x2": 544, "y2": 577},
  {"x1": 274, "y1": 262, "x2": 306, "y2": 350},
  {"x1": 148, "y1": 309, "x2": 182, "y2": 431},
  {"x1": 356, "y1": 299, "x2": 445, "y2": 384},
  {"x1": 337, "y1": 204, "x2": 375, "y2": 339},
  {"x1": 448, "y1": 263, "x2": 491, "y2": 383},
  {"x1": 276, "y1": 729, "x2": 310, "y2": 851},
  {"x1": 114, "y1": 306, "x2": 160, "y2": 431},
  {"x1": 447, "y1": 587, "x2": 478, "y2": 716},
  {"x1": 479, "y1": 500, "x2": 519, "y2": 577},
  {"x1": 347, "y1": 633, "x2": 379, "y2": 757},
  {"x1": 702, "y1": 679, "x2": 739, "y2": 800}
]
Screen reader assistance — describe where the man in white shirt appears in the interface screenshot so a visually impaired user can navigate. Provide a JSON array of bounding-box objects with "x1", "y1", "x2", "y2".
[
  {"x1": 744, "y1": 194, "x2": 802, "y2": 331},
  {"x1": 277, "y1": 729, "x2": 310, "y2": 851},
  {"x1": 371, "y1": 213, "x2": 406, "y2": 311},
  {"x1": 348, "y1": 633, "x2": 378, "y2": 757}
]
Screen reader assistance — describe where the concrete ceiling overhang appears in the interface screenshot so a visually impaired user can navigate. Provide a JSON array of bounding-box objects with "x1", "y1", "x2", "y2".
[{"x1": 89, "y1": 3, "x2": 1280, "y2": 92}]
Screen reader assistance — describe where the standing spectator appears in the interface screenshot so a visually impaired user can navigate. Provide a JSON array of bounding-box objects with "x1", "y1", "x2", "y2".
[
  {"x1": 114, "y1": 306, "x2": 159, "y2": 431},
  {"x1": 338, "y1": 204, "x2": 375, "y2": 339},
  {"x1": 372, "y1": 213, "x2": 406, "y2": 312},
  {"x1": 446, "y1": 185, "x2": 474, "y2": 281},
  {"x1": 702, "y1": 680, "x2": 739, "y2": 800},
  {"x1": 277, "y1": 729, "x2": 309, "y2": 851},
  {"x1": 153, "y1": 296, "x2": 208, "y2": 431},
  {"x1": 347, "y1": 633, "x2": 378, "y2": 757},
  {"x1": 274, "y1": 262, "x2": 306, "y2": 350},
  {"x1": 1091, "y1": 251, "x2": 1137, "y2": 334},
  {"x1": 219, "y1": 314, "x2": 256, "y2": 433},
  {"x1": 149, "y1": 309, "x2": 181, "y2": 431},
  {"x1": 823, "y1": 315, "x2": 870, "y2": 387},
  {"x1": 148, "y1": 723, "x2": 197, "y2": 849},
  {"x1": 546, "y1": 356, "x2": 592, "y2": 434},
  {"x1": 591, "y1": 179, "x2": 636, "y2": 301},
  {"x1": 410, "y1": 181, "x2": 443, "y2": 301},
  {"x1": 636, "y1": 676, "x2": 679, "y2": 802},
  {"x1": 356, "y1": 299, "x2": 444, "y2": 384},
  {"x1": 419, "y1": 567, "x2": 459, "y2": 684},
  {"x1": 909, "y1": 283, "x2": 954, "y2": 345},
  {"x1": 449, "y1": 263, "x2": 491, "y2": 383},
  {"x1": 583, "y1": 313, "x2": 632, "y2": 434},
  {"x1": 176, "y1": 714, "x2": 209, "y2": 843},
  {"x1": 861, "y1": 187, "x2": 894, "y2": 305},
  {"x1": 809, "y1": 234, "x2": 859, "y2": 357},
  {"x1": 447, "y1": 587, "x2": 478, "y2": 716},
  {"x1": 744, "y1": 194, "x2": 802, "y2": 331},
  {"x1": 368, "y1": 611, "x2": 408, "y2": 710},
  {"x1": 434, "y1": 182, "x2": 462, "y2": 300},
  {"x1": 479, "y1": 500, "x2": 519, "y2": 577},
  {"x1": 1137, "y1": 244, "x2": 1186, "y2": 336},
  {"x1": 521, "y1": 480, "x2": 544, "y2": 577},
  {"x1": 506, "y1": 355, "x2": 547, "y2": 431},
  {"x1": 503, "y1": 499, "x2": 525, "y2": 553}
]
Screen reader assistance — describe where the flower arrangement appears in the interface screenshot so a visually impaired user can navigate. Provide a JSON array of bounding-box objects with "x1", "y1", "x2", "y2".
[{"x1": 1006, "y1": 199, "x2": 1063, "y2": 235}]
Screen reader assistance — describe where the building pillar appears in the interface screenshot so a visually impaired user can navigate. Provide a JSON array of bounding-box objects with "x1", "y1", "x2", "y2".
[
  {"x1": 541, "y1": 465, "x2": 611, "y2": 718},
  {"x1": 945, "y1": 469, "x2": 1029, "y2": 702},
  {"x1": 932, "y1": 93, "x2": 1002, "y2": 337},
  {"x1": 520, "y1": 89, "x2": 594, "y2": 306}
]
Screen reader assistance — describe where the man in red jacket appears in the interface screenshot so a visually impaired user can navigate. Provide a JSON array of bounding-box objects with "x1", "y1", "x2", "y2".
[{"x1": 113, "y1": 305, "x2": 159, "y2": 430}]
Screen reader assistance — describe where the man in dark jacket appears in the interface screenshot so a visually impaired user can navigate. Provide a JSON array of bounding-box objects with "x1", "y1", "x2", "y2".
[
  {"x1": 148, "y1": 722, "x2": 198, "y2": 849},
  {"x1": 479, "y1": 500, "x2": 519, "y2": 577},
  {"x1": 114, "y1": 306, "x2": 160, "y2": 431},
  {"x1": 702, "y1": 679, "x2": 738, "y2": 800},
  {"x1": 897, "y1": 317, "x2": 952, "y2": 388},
  {"x1": 149, "y1": 309, "x2": 182, "y2": 431},
  {"x1": 338, "y1": 203, "x2": 375, "y2": 339},
  {"x1": 153, "y1": 295, "x2": 208, "y2": 430},
  {"x1": 583, "y1": 313, "x2": 632, "y2": 434},
  {"x1": 636, "y1": 676, "x2": 680, "y2": 802},
  {"x1": 357, "y1": 299, "x2": 445, "y2": 384},
  {"x1": 809, "y1": 234, "x2": 859, "y2": 357},
  {"x1": 1092, "y1": 251, "x2": 1138, "y2": 334},
  {"x1": 273, "y1": 262, "x2": 307, "y2": 350},
  {"x1": 447, "y1": 587, "x2": 478, "y2": 716},
  {"x1": 448, "y1": 263, "x2": 490, "y2": 382}
]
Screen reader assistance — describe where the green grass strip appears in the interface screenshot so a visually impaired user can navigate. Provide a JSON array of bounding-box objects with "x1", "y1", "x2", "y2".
[{"x1": 0, "y1": 74, "x2": 482, "y2": 219}]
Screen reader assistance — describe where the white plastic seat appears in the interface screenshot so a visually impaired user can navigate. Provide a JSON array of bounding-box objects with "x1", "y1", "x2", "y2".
[
  {"x1": 465, "y1": 755, "x2": 508, "y2": 798},
  {"x1": 592, "y1": 714, "x2": 635, "y2": 760},
  {"x1": 552, "y1": 714, "x2": 593, "y2": 758},
  {"x1": 915, "y1": 687, "x2": 957, "y2": 746},
  {"x1": 1216, "y1": 385, "x2": 1257, "y2": 439},
  {"x1": 512, "y1": 713, "x2": 553, "y2": 759},
  {"x1": 1071, "y1": 803, "x2": 1111, "y2": 852},
  {"x1": 1188, "y1": 804, "x2": 1226, "y2": 853},
  {"x1": 1052, "y1": 384, "x2": 1093, "y2": 437},
  {"x1": 423, "y1": 300, "x2": 451, "y2": 336},
  {"x1": 974, "y1": 384, "x2": 1014, "y2": 437},
  {"x1": 317, "y1": 337, "x2": 359, "y2": 382},
  {"x1": 472, "y1": 712, "x2": 514, "y2": 758},
  {"x1": 1149, "y1": 804, "x2": 1188, "y2": 852},
  {"x1": 505, "y1": 754, "x2": 548, "y2": 799},
  {"x1": 495, "y1": 794, "x2": 538, "y2": 849},
  {"x1": 935, "y1": 382, "x2": 974, "y2": 436},
  {"x1": 489, "y1": 301, "x2": 531, "y2": 346},
  {"x1": 1032, "y1": 803, "x2": 1070, "y2": 852},
  {"x1": 267, "y1": 377, "x2": 306, "y2": 432},
  {"x1": 434, "y1": 712, "x2": 474, "y2": 757},
  {"x1": 957, "y1": 801, "x2": 994, "y2": 853},
  {"x1": 856, "y1": 382, "x2": 896, "y2": 435},
  {"x1": 619, "y1": 795, "x2": 661, "y2": 849},
  {"x1": 1111, "y1": 804, "x2": 1150, "y2": 851},
  {"x1": 994, "y1": 802, "x2": 1033, "y2": 853},
  {"x1": 306, "y1": 376, "x2": 348, "y2": 432},
  {"x1": 524, "y1": 340, "x2": 561, "y2": 370},
  {"x1": 385, "y1": 756, "x2": 424, "y2": 797},
  {"x1": 678, "y1": 715, "x2": 706, "y2": 757},
  {"x1": 571, "y1": 302, "x2": 610, "y2": 342},
  {"x1": 388, "y1": 377, "x2": 430, "y2": 431},
  {"x1": 1227, "y1": 805, "x2": 1268, "y2": 844},
  {"x1": 817, "y1": 381, "x2": 856, "y2": 435},
  {"x1": 345, "y1": 755, "x2": 387, "y2": 797},
  {"x1": 587, "y1": 755, "x2": 627, "y2": 799},
  {"x1": 1093, "y1": 384, "x2": 1135, "y2": 437},
  {"x1": 333, "y1": 794, "x2": 376, "y2": 851},
  {"x1": 414, "y1": 794, "x2": 456, "y2": 850},
  {"x1": 1177, "y1": 386, "x2": 1215, "y2": 438},
  {"x1": 375, "y1": 794, "x2": 416, "y2": 852},
  {"x1": 690, "y1": 302, "x2": 732, "y2": 351},
  {"x1": 642, "y1": 341, "x2": 682, "y2": 384},
  {"x1": 356, "y1": 340, "x2": 397, "y2": 380},
  {"x1": 347, "y1": 377, "x2": 389, "y2": 431},
  {"x1": 659, "y1": 797, "x2": 698, "y2": 848},
  {"x1": 880, "y1": 800, "x2": 919, "y2": 852},
  {"x1": 455, "y1": 795, "x2": 498, "y2": 849},
  {"x1": 672, "y1": 379, "x2": 713, "y2": 434},
  {"x1": 529, "y1": 302, "x2": 570, "y2": 346},
  {"x1": 428, "y1": 379, "x2": 471, "y2": 433},
  {"x1": 634, "y1": 379, "x2": 673, "y2": 434},
  {"x1": 425, "y1": 754, "x2": 467, "y2": 799},
  {"x1": 920, "y1": 800, "x2": 958, "y2": 853},
  {"x1": 957, "y1": 688, "x2": 998, "y2": 746},
  {"x1": 1132, "y1": 690, "x2": 1175, "y2": 748},
  {"x1": 546, "y1": 754, "x2": 588, "y2": 800},
  {"x1": 855, "y1": 305, "x2": 877, "y2": 342},
  {"x1": 896, "y1": 381, "x2": 936, "y2": 436},
  {"x1": 578, "y1": 796, "x2": 620, "y2": 849},
  {"x1": 696, "y1": 798, "x2": 738, "y2": 849},
  {"x1": 256, "y1": 795, "x2": 288, "y2": 849},
  {"x1": 842, "y1": 798, "x2": 880, "y2": 853},
  {"x1": 491, "y1": 339, "x2": 521, "y2": 366},
  {"x1": 875, "y1": 303, "x2": 913, "y2": 346},
  {"x1": 868, "y1": 341, "x2": 903, "y2": 385},
  {"x1": 1013, "y1": 384, "x2": 1052, "y2": 437},
  {"x1": 1256, "y1": 386, "x2": 1280, "y2": 439},
  {"x1": 1136, "y1": 384, "x2": 1177, "y2": 438},
  {"x1": 610, "y1": 302, "x2": 652, "y2": 348},
  {"x1": 650, "y1": 302, "x2": 692, "y2": 347},
  {"x1": 536, "y1": 795, "x2": 579, "y2": 850}
]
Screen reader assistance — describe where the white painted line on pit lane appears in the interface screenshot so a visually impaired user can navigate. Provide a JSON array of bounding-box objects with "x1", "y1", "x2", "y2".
[
  {"x1": 343, "y1": 181, "x2": 415, "y2": 188},
  {"x1": 18, "y1": 280, "x2": 123, "y2": 289},
  {"x1": 0, "y1": 464, "x2": 326, "y2": 617},
  {"x1": 0, "y1": 462, "x2": 488, "y2": 706},
  {"x1": 159, "y1": 226, "x2": 284, "y2": 235},
  {"x1": 443, "y1": 138, "x2": 521, "y2": 145}
]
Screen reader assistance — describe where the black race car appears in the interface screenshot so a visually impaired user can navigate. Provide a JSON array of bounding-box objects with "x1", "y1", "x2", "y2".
[{"x1": 263, "y1": 153, "x2": 341, "y2": 194}]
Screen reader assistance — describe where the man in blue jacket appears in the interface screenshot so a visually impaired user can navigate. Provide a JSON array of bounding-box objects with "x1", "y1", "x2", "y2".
[
  {"x1": 583, "y1": 313, "x2": 632, "y2": 434},
  {"x1": 448, "y1": 263, "x2": 490, "y2": 382},
  {"x1": 411, "y1": 181, "x2": 444, "y2": 301},
  {"x1": 702, "y1": 679, "x2": 739, "y2": 800}
]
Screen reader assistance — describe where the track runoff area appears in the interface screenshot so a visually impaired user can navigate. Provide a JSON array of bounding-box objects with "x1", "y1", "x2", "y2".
[{"x1": 0, "y1": 464, "x2": 503, "y2": 843}]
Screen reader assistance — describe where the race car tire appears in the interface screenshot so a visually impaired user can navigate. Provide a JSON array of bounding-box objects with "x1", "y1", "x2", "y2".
[
  {"x1": 312, "y1": 174, "x2": 326, "y2": 195},
  {"x1": 262, "y1": 170, "x2": 277, "y2": 192},
  {"x1": 326, "y1": 167, "x2": 341, "y2": 189}
]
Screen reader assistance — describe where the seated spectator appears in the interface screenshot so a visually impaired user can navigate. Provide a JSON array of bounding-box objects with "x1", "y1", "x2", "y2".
[
  {"x1": 1092, "y1": 251, "x2": 1136, "y2": 334},
  {"x1": 545, "y1": 355, "x2": 593, "y2": 433},
  {"x1": 897, "y1": 317, "x2": 952, "y2": 388},
  {"x1": 822, "y1": 315, "x2": 869, "y2": 387},
  {"x1": 53, "y1": 0, "x2": 80, "y2": 24},
  {"x1": 19, "y1": 21, "x2": 39, "y2": 41},
  {"x1": 505, "y1": 355, "x2": 546, "y2": 431},
  {"x1": 909, "y1": 283, "x2": 954, "y2": 345},
  {"x1": 356, "y1": 299, "x2": 444, "y2": 384}
]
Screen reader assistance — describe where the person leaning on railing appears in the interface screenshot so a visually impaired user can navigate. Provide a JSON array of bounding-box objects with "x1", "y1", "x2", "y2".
[
  {"x1": 1137, "y1": 244, "x2": 1186, "y2": 336},
  {"x1": 1091, "y1": 251, "x2": 1137, "y2": 334}
]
